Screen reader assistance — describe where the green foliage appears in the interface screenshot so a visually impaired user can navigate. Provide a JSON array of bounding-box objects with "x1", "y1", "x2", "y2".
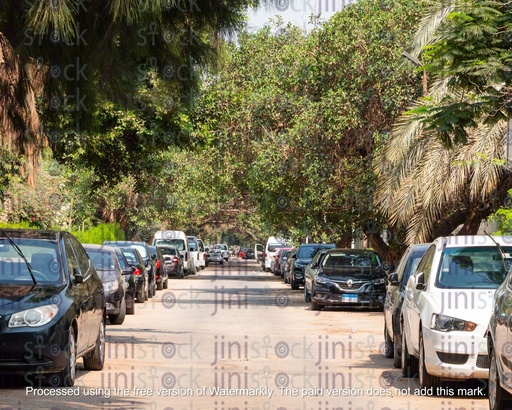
[{"x1": 72, "y1": 223, "x2": 125, "y2": 244}]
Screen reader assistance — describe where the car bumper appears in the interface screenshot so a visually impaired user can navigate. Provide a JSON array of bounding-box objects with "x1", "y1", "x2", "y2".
[
  {"x1": 208, "y1": 257, "x2": 224, "y2": 263},
  {"x1": 422, "y1": 327, "x2": 489, "y2": 379},
  {"x1": 105, "y1": 290, "x2": 123, "y2": 315},
  {"x1": 313, "y1": 290, "x2": 385, "y2": 307},
  {"x1": 0, "y1": 319, "x2": 70, "y2": 374}
]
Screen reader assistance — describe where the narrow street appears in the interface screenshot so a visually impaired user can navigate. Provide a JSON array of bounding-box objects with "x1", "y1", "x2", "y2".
[{"x1": 1, "y1": 259, "x2": 488, "y2": 409}]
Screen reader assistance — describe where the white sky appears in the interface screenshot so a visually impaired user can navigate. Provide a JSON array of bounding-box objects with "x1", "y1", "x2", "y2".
[{"x1": 246, "y1": 0, "x2": 358, "y2": 32}]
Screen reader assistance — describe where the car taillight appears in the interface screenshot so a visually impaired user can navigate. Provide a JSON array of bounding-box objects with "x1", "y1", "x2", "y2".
[
  {"x1": 173, "y1": 257, "x2": 179, "y2": 263},
  {"x1": 134, "y1": 268, "x2": 142, "y2": 276},
  {"x1": 156, "y1": 260, "x2": 161, "y2": 269}
]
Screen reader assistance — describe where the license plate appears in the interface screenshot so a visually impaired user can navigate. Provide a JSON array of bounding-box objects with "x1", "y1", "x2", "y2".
[{"x1": 341, "y1": 294, "x2": 358, "y2": 303}]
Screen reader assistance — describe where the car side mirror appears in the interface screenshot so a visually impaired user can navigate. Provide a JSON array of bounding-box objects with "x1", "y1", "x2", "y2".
[
  {"x1": 122, "y1": 267, "x2": 133, "y2": 275},
  {"x1": 416, "y1": 271, "x2": 425, "y2": 290},
  {"x1": 73, "y1": 267, "x2": 84, "y2": 283},
  {"x1": 388, "y1": 272, "x2": 399, "y2": 286}
]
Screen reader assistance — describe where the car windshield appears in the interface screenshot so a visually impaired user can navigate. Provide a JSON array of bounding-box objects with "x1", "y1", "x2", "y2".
[
  {"x1": 160, "y1": 247, "x2": 177, "y2": 256},
  {"x1": 321, "y1": 251, "x2": 381, "y2": 269},
  {"x1": 0, "y1": 238, "x2": 62, "y2": 284},
  {"x1": 298, "y1": 245, "x2": 332, "y2": 259},
  {"x1": 155, "y1": 239, "x2": 186, "y2": 251},
  {"x1": 121, "y1": 248, "x2": 140, "y2": 265},
  {"x1": 87, "y1": 250, "x2": 116, "y2": 271},
  {"x1": 437, "y1": 246, "x2": 512, "y2": 289}
]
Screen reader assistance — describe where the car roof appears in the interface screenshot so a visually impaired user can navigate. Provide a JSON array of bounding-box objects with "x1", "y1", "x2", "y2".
[
  {"x1": 439, "y1": 235, "x2": 512, "y2": 248},
  {"x1": 0, "y1": 229, "x2": 63, "y2": 240}
]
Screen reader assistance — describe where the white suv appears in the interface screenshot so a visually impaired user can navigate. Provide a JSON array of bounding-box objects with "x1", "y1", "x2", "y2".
[{"x1": 401, "y1": 235, "x2": 512, "y2": 388}]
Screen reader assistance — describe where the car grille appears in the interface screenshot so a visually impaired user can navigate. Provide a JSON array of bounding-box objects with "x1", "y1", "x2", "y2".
[
  {"x1": 437, "y1": 352, "x2": 468, "y2": 365},
  {"x1": 334, "y1": 280, "x2": 366, "y2": 290},
  {"x1": 476, "y1": 354, "x2": 490, "y2": 369}
]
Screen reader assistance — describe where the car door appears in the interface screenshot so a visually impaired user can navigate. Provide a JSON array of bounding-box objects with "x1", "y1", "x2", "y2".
[
  {"x1": 68, "y1": 235, "x2": 104, "y2": 349},
  {"x1": 493, "y1": 274, "x2": 512, "y2": 376},
  {"x1": 254, "y1": 243, "x2": 264, "y2": 268}
]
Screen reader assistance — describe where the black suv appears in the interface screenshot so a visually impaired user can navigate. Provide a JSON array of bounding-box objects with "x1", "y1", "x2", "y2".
[
  {"x1": 0, "y1": 229, "x2": 106, "y2": 386},
  {"x1": 287, "y1": 243, "x2": 335, "y2": 290}
]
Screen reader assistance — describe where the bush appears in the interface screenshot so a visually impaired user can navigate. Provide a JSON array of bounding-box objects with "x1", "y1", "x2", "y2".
[{"x1": 72, "y1": 223, "x2": 125, "y2": 244}]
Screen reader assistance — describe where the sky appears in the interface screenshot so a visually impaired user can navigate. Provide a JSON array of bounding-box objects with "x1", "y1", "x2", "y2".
[{"x1": 245, "y1": 0, "x2": 358, "y2": 32}]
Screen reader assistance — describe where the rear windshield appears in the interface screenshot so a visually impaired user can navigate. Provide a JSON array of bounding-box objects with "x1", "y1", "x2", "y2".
[
  {"x1": 154, "y1": 239, "x2": 186, "y2": 251},
  {"x1": 87, "y1": 250, "x2": 116, "y2": 271},
  {"x1": 159, "y1": 247, "x2": 178, "y2": 256},
  {"x1": 437, "y1": 246, "x2": 512, "y2": 289},
  {"x1": 321, "y1": 251, "x2": 381, "y2": 269}
]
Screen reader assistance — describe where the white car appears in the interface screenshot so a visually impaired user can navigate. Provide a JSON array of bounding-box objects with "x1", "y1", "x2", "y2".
[
  {"x1": 401, "y1": 235, "x2": 512, "y2": 388},
  {"x1": 214, "y1": 244, "x2": 230, "y2": 261}
]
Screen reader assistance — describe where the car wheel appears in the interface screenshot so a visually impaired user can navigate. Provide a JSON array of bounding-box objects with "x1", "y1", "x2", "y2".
[
  {"x1": 83, "y1": 318, "x2": 105, "y2": 371},
  {"x1": 135, "y1": 287, "x2": 144, "y2": 303},
  {"x1": 489, "y1": 345, "x2": 512, "y2": 410},
  {"x1": 148, "y1": 282, "x2": 154, "y2": 298},
  {"x1": 401, "y1": 327, "x2": 418, "y2": 377},
  {"x1": 384, "y1": 322, "x2": 394, "y2": 359},
  {"x1": 126, "y1": 297, "x2": 135, "y2": 315},
  {"x1": 53, "y1": 327, "x2": 76, "y2": 387},
  {"x1": 157, "y1": 279, "x2": 163, "y2": 291},
  {"x1": 109, "y1": 298, "x2": 126, "y2": 325},
  {"x1": 291, "y1": 279, "x2": 299, "y2": 290},
  {"x1": 191, "y1": 265, "x2": 197, "y2": 275},
  {"x1": 163, "y1": 277, "x2": 168, "y2": 289},
  {"x1": 393, "y1": 332, "x2": 402, "y2": 369},
  {"x1": 304, "y1": 286, "x2": 311, "y2": 303},
  {"x1": 419, "y1": 333, "x2": 440, "y2": 389}
]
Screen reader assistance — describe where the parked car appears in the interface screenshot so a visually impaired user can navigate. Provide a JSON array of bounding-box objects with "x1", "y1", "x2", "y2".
[
  {"x1": 208, "y1": 248, "x2": 224, "y2": 265},
  {"x1": 148, "y1": 245, "x2": 168, "y2": 290},
  {"x1": 152, "y1": 230, "x2": 195, "y2": 275},
  {"x1": 401, "y1": 235, "x2": 512, "y2": 388},
  {"x1": 214, "y1": 243, "x2": 230, "y2": 261},
  {"x1": 103, "y1": 240, "x2": 157, "y2": 297},
  {"x1": 0, "y1": 229, "x2": 105, "y2": 387},
  {"x1": 304, "y1": 248, "x2": 333, "y2": 299},
  {"x1": 280, "y1": 249, "x2": 293, "y2": 278},
  {"x1": 287, "y1": 243, "x2": 336, "y2": 290},
  {"x1": 263, "y1": 237, "x2": 291, "y2": 272},
  {"x1": 197, "y1": 239, "x2": 208, "y2": 268},
  {"x1": 488, "y1": 253, "x2": 512, "y2": 410},
  {"x1": 112, "y1": 247, "x2": 136, "y2": 314},
  {"x1": 304, "y1": 248, "x2": 386, "y2": 310},
  {"x1": 273, "y1": 247, "x2": 293, "y2": 276},
  {"x1": 119, "y1": 247, "x2": 148, "y2": 303},
  {"x1": 84, "y1": 244, "x2": 127, "y2": 325},
  {"x1": 158, "y1": 245, "x2": 184, "y2": 278},
  {"x1": 383, "y1": 243, "x2": 429, "y2": 368}
]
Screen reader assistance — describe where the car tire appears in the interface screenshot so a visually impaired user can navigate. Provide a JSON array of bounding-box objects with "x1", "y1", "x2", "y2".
[
  {"x1": 136, "y1": 287, "x2": 145, "y2": 303},
  {"x1": 419, "y1": 333, "x2": 440, "y2": 389},
  {"x1": 384, "y1": 323, "x2": 394, "y2": 359},
  {"x1": 489, "y1": 345, "x2": 512, "y2": 410},
  {"x1": 291, "y1": 279, "x2": 299, "y2": 290},
  {"x1": 157, "y1": 279, "x2": 163, "y2": 291},
  {"x1": 163, "y1": 278, "x2": 168, "y2": 289},
  {"x1": 126, "y1": 297, "x2": 135, "y2": 315},
  {"x1": 109, "y1": 298, "x2": 126, "y2": 325},
  {"x1": 304, "y1": 286, "x2": 311, "y2": 303},
  {"x1": 401, "y1": 327, "x2": 418, "y2": 378},
  {"x1": 148, "y1": 282, "x2": 154, "y2": 298},
  {"x1": 53, "y1": 327, "x2": 76, "y2": 387},
  {"x1": 83, "y1": 319, "x2": 105, "y2": 371},
  {"x1": 393, "y1": 332, "x2": 402, "y2": 369}
]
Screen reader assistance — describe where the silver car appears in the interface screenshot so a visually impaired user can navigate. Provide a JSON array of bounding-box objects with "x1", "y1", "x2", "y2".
[{"x1": 208, "y1": 249, "x2": 224, "y2": 264}]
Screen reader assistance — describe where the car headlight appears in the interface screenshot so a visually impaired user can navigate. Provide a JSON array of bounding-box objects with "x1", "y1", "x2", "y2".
[
  {"x1": 9, "y1": 304, "x2": 59, "y2": 328},
  {"x1": 372, "y1": 277, "x2": 387, "y2": 285},
  {"x1": 103, "y1": 280, "x2": 119, "y2": 293},
  {"x1": 431, "y1": 314, "x2": 476, "y2": 332},
  {"x1": 314, "y1": 275, "x2": 330, "y2": 286}
]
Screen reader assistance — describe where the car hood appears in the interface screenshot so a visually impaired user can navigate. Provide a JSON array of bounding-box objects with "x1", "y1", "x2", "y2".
[
  {"x1": 0, "y1": 283, "x2": 66, "y2": 314},
  {"x1": 319, "y1": 267, "x2": 385, "y2": 280},
  {"x1": 428, "y1": 286, "x2": 496, "y2": 325},
  {"x1": 98, "y1": 270, "x2": 119, "y2": 283}
]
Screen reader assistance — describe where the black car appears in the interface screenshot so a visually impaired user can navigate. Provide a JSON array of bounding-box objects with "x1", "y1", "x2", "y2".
[
  {"x1": 84, "y1": 244, "x2": 129, "y2": 325},
  {"x1": 149, "y1": 245, "x2": 168, "y2": 290},
  {"x1": 103, "y1": 241, "x2": 156, "y2": 298},
  {"x1": 119, "y1": 247, "x2": 148, "y2": 303},
  {"x1": 0, "y1": 229, "x2": 105, "y2": 387},
  {"x1": 112, "y1": 247, "x2": 136, "y2": 315},
  {"x1": 383, "y1": 243, "x2": 429, "y2": 367},
  {"x1": 304, "y1": 248, "x2": 387, "y2": 310},
  {"x1": 287, "y1": 243, "x2": 335, "y2": 290}
]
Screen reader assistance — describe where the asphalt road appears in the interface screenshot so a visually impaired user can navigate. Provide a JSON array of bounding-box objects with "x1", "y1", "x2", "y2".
[{"x1": 0, "y1": 258, "x2": 488, "y2": 410}]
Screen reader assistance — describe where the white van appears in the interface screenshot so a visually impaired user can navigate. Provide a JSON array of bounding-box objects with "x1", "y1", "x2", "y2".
[
  {"x1": 153, "y1": 230, "x2": 196, "y2": 275},
  {"x1": 263, "y1": 236, "x2": 291, "y2": 272},
  {"x1": 187, "y1": 236, "x2": 204, "y2": 272}
]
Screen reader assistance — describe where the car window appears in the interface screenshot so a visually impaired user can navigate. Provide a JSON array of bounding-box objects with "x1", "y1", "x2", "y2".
[
  {"x1": 65, "y1": 238, "x2": 80, "y2": 275},
  {"x1": 155, "y1": 239, "x2": 186, "y2": 251},
  {"x1": 88, "y1": 250, "x2": 116, "y2": 271},
  {"x1": 399, "y1": 248, "x2": 428, "y2": 289},
  {"x1": 415, "y1": 244, "x2": 436, "y2": 284},
  {"x1": 322, "y1": 251, "x2": 381, "y2": 268},
  {"x1": 298, "y1": 245, "x2": 333, "y2": 259},
  {"x1": 69, "y1": 236, "x2": 91, "y2": 276},
  {"x1": 436, "y1": 246, "x2": 512, "y2": 289},
  {"x1": 115, "y1": 250, "x2": 129, "y2": 269}
]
